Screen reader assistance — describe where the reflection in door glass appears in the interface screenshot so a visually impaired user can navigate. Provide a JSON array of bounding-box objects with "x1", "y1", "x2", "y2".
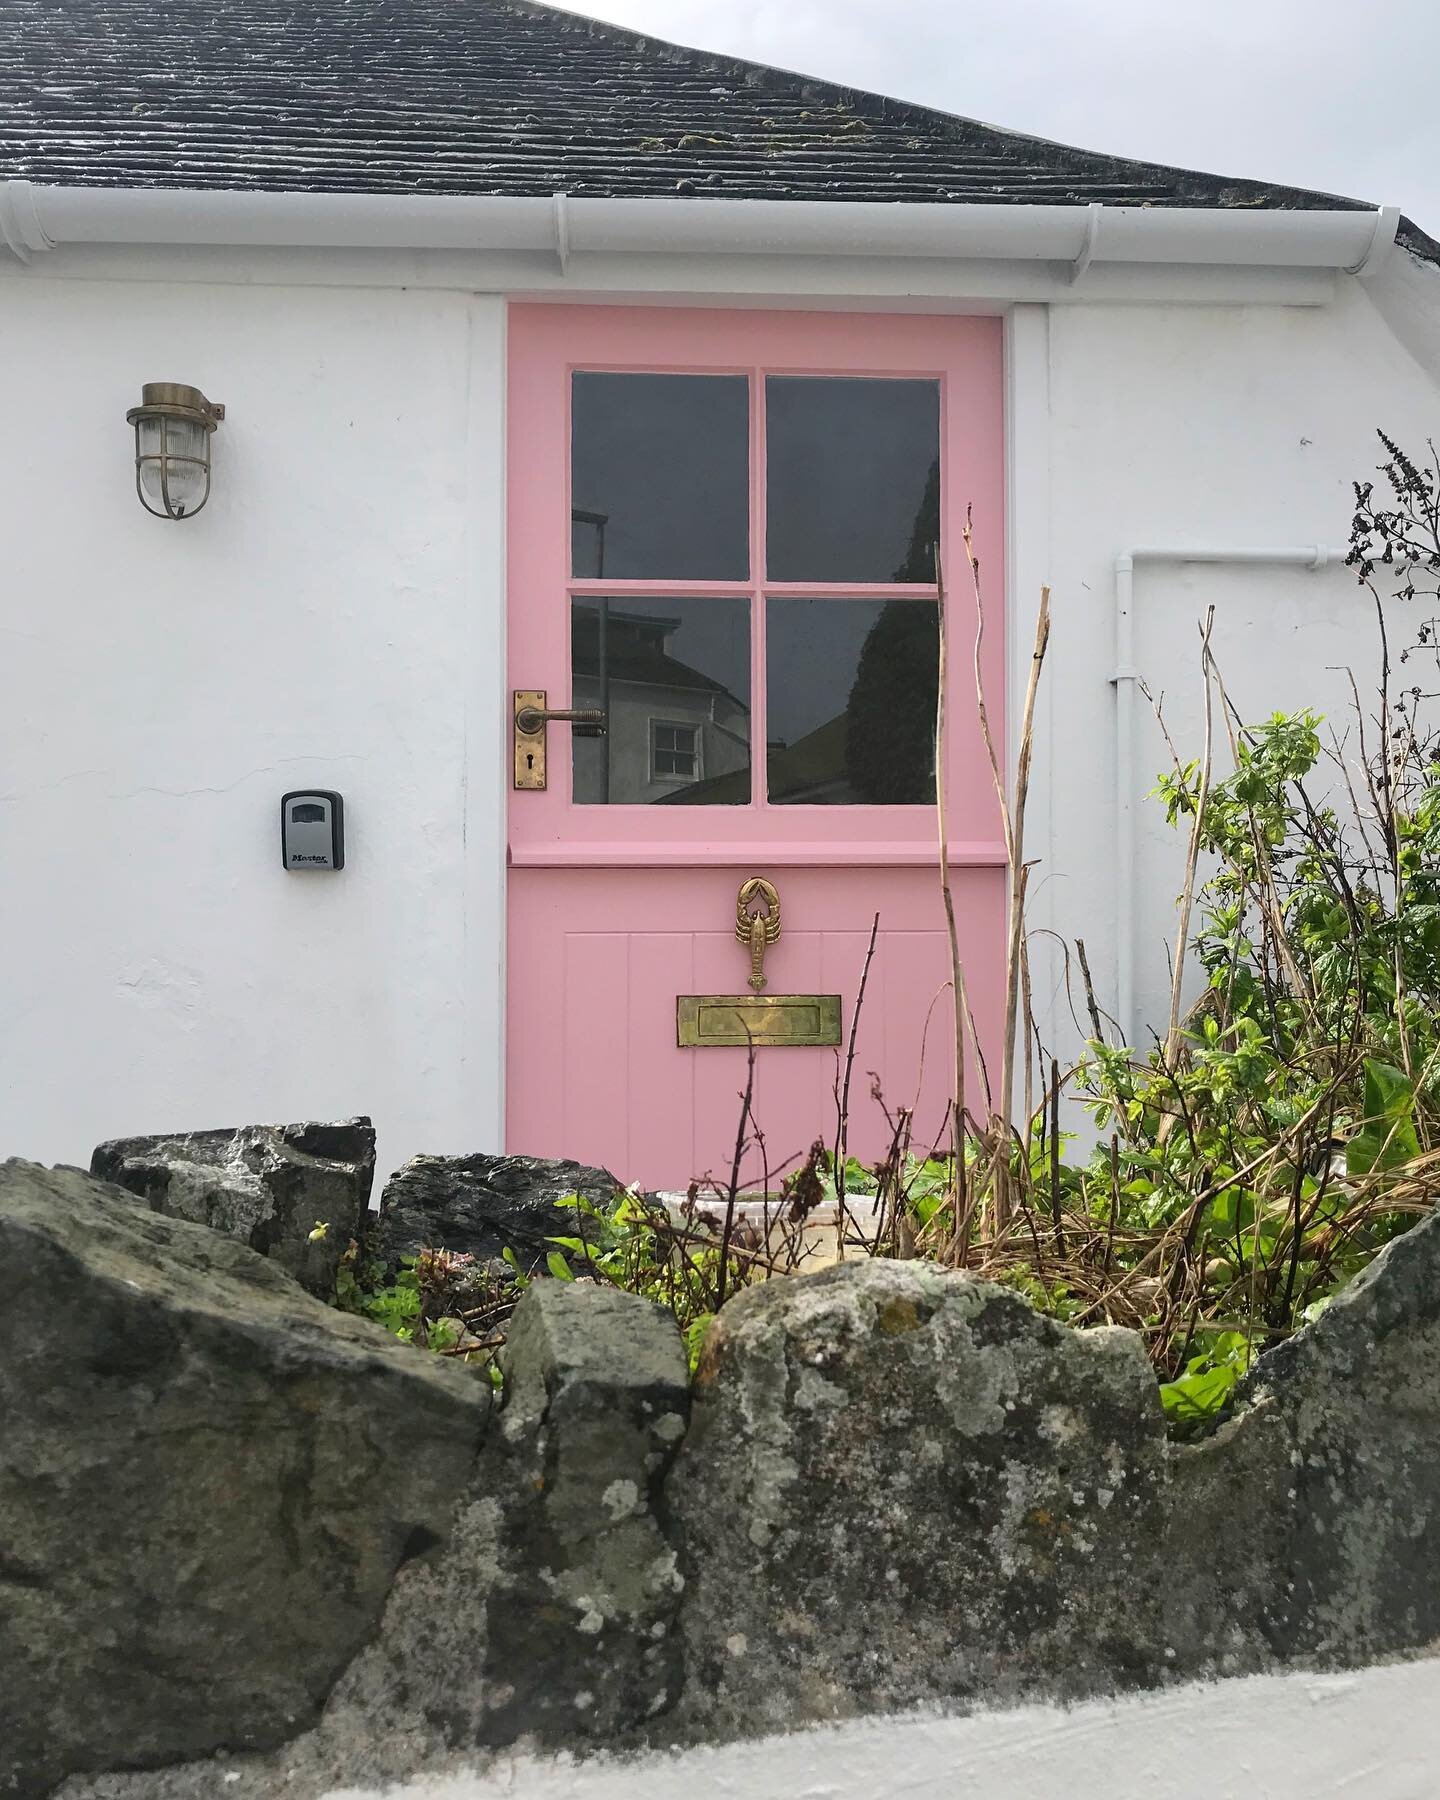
[
  {"x1": 572, "y1": 597, "x2": 752, "y2": 805},
  {"x1": 571, "y1": 373, "x2": 750, "y2": 580},
  {"x1": 766, "y1": 377, "x2": 940, "y2": 583},
  {"x1": 767, "y1": 597, "x2": 938, "y2": 804}
]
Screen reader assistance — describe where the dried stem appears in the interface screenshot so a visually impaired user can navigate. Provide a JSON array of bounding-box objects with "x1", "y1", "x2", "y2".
[
  {"x1": 833, "y1": 912, "x2": 881, "y2": 1256},
  {"x1": 934, "y1": 546, "x2": 970, "y2": 1259},
  {"x1": 715, "y1": 1035, "x2": 757, "y2": 1310},
  {"x1": 1163, "y1": 607, "x2": 1216, "y2": 1068},
  {"x1": 962, "y1": 509, "x2": 1051, "y2": 1227}
]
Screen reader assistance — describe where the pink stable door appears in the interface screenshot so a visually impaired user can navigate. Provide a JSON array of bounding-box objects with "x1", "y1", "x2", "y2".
[{"x1": 506, "y1": 305, "x2": 1005, "y2": 1191}]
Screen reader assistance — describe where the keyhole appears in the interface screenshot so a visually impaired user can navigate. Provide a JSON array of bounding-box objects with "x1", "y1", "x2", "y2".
[{"x1": 526, "y1": 752, "x2": 535, "y2": 771}]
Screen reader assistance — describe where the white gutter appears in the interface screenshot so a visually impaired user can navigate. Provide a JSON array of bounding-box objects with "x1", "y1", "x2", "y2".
[
  {"x1": 1111, "y1": 546, "x2": 1347, "y2": 1045},
  {"x1": 0, "y1": 181, "x2": 1403, "y2": 274}
]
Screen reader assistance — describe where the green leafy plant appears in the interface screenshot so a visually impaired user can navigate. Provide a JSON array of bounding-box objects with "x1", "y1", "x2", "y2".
[{"x1": 335, "y1": 1239, "x2": 516, "y2": 1382}]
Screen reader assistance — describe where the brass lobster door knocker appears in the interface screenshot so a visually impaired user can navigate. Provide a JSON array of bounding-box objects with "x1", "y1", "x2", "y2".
[{"x1": 735, "y1": 876, "x2": 781, "y2": 991}]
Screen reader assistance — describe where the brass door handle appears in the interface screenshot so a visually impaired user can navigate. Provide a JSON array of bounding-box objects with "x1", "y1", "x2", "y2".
[
  {"x1": 515, "y1": 704, "x2": 606, "y2": 737},
  {"x1": 514, "y1": 689, "x2": 606, "y2": 790}
]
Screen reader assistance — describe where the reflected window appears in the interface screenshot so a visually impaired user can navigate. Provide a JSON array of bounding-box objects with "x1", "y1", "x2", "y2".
[
  {"x1": 571, "y1": 373, "x2": 749, "y2": 580},
  {"x1": 766, "y1": 597, "x2": 938, "y2": 805},
  {"x1": 766, "y1": 377, "x2": 940, "y2": 583},
  {"x1": 651, "y1": 720, "x2": 700, "y2": 782},
  {"x1": 572, "y1": 597, "x2": 751, "y2": 805}
]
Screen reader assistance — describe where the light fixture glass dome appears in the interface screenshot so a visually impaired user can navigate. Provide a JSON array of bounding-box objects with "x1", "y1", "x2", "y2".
[{"x1": 126, "y1": 383, "x2": 224, "y2": 521}]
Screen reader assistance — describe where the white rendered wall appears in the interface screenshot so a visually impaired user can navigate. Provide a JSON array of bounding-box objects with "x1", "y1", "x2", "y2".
[
  {"x1": 4, "y1": 253, "x2": 1440, "y2": 1178},
  {"x1": 1027, "y1": 276, "x2": 1440, "y2": 1057},
  {"x1": 0, "y1": 276, "x2": 507, "y2": 1182},
  {"x1": 320, "y1": 1661, "x2": 1440, "y2": 1799}
]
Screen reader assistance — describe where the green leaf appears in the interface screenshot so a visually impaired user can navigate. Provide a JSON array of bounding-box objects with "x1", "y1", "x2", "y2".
[
  {"x1": 1347, "y1": 1058, "x2": 1420, "y2": 1176},
  {"x1": 1159, "y1": 1362, "x2": 1239, "y2": 1422},
  {"x1": 545, "y1": 1250, "x2": 576, "y2": 1282},
  {"x1": 499, "y1": 1249, "x2": 531, "y2": 1291},
  {"x1": 1160, "y1": 1330, "x2": 1255, "y2": 1422},
  {"x1": 683, "y1": 1312, "x2": 716, "y2": 1375},
  {"x1": 913, "y1": 1189, "x2": 949, "y2": 1228},
  {"x1": 1366, "y1": 1058, "x2": 1415, "y2": 1118}
]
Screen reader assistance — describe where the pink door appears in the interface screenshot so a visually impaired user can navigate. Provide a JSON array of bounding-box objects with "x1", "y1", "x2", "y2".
[{"x1": 507, "y1": 305, "x2": 1005, "y2": 1192}]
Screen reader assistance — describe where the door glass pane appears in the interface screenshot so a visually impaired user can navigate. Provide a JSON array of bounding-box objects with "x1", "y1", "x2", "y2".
[
  {"x1": 571, "y1": 373, "x2": 749, "y2": 580},
  {"x1": 572, "y1": 597, "x2": 752, "y2": 805},
  {"x1": 766, "y1": 597, "x2": 938, "y2": 804},
  {"x1": 766, "y1": 377, "x2": 940, "y2": 583}
]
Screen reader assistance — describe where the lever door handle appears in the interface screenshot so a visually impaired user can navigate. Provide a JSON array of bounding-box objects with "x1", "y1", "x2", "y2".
[
  {"x1": 513, "y1": 688, "x2": 607, "y2": 790},
  {"x1": 515, "y1": 704, "x2": 606, "y2": 738}
]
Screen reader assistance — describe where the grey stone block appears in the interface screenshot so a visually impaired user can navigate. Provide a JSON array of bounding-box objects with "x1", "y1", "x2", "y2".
[
  {"x1": 668, "y1": 1259, "x2": 1169, "y2": 1733},
  {"x1": 0, "y1": 1159, "x2": 487, "y2": 1800},
  {"x1": 91, "y1": 1117, "x2": 375, "y2": 1297},
  {"x1": 133, "y1": 1279, "x2": 696, "y2": 1794},
  {"x1": 1166, "y1": 1202, "x2": 1440, "y2": 1672},
  {"x1": 372, "y1": 1152, "x2": 617, "y2": 1276}
]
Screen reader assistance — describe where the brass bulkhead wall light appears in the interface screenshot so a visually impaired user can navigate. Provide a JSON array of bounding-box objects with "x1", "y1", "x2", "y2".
[{"x1": 125, "y1": 383, "x2": 225, "y2": 521}]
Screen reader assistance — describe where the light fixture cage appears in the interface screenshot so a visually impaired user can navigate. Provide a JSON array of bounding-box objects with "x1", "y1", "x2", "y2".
[{"x1": 126, "y1": 382, "x2": 225, "y2": 521}]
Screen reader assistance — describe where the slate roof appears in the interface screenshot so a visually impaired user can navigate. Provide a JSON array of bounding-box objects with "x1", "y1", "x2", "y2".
[{"x1": 1, "y1": 0, "x2": 1434, "y2": 261}]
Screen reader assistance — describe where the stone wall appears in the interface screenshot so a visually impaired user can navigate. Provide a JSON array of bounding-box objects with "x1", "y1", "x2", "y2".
[{"x1": 4, "y1": 1135, "x2": 1440, "y2": 1799}]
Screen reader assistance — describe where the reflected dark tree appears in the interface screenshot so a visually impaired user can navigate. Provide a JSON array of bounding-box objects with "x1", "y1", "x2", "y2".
[
  {"x1": 843, "y1": 459, "x2": 941, "y2": 803},
  {"x1": 888, "y1": 458, "x2": 942, "y2": 587}
]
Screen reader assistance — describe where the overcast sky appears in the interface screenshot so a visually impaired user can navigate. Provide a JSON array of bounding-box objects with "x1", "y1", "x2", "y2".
[{"x1": 581, "y1": 0, "x2": 1440, "y2": 233}]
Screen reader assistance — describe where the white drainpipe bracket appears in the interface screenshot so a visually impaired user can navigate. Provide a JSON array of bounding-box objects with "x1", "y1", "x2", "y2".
[
  {"x1": 1069, "y1": 202, "x2": 1104, "y2": 285},
  {"x1": 0, "y1": 179, "x2": 54, "y2": 263},
  {"x1": 552, "y1": 190, "x2": 571, "y2": 276},
  {"x1": 1349, "y1": 205, "x2": 1402, "y2": 280}
]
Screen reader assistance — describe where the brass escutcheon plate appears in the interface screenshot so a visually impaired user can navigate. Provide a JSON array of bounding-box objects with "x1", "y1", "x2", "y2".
[
  {"x1": 677, "y1": 993, "x2": 842, "y2": 1048},
  {"x1": 513, "y1": 689, "x2": 547, "y2": 790}
]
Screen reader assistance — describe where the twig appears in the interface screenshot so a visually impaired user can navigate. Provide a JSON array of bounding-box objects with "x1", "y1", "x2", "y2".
[
  {"x1": 1163, "y1": 607, "x2": 1216, "y2": 1068},
  {"x1": 833, "y1": 912, "x2": 881, "y2": 1255},
  {"x1": 933, "y1": 544, "x2": 970, "y2": 1260},
  {"x1": 963, "y1": 509, "x2": 1051, "y2": 1224},
  {"x1": 1049, "y1": 1057, "x2": 1066, "y2": 1259},
  {"x1": 715, "y1": 1035, "x2": 757, "y2": 1310}
]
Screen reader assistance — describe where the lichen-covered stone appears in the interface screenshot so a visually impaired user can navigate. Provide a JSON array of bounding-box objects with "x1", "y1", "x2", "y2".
[
  {"x1": 0, "y1": 1159, "x2": 487, "y2": 1800},
  {"x1": 314, "y1": 1281, "x2": 692, "y2": 1764},
  {"x1": 42, "y1": 1212, "x2": 1440, "y2": 1799},
  {"x1": 472, "y1": 1278, "x2": 691, "y2": 1744},
  {"x1": 1166, "y1": 1203, "x2": 1440, "y2": 1673},
  {"x1": 668, "y1": 1260, "x2": 1168, "y2": 1733},
  {"x1": 372, "y1": 1151, "x2": 617, "y2": 1276},
  {"x1": 91, "y1": 1117, "x2": 375, "y2": 1296}
]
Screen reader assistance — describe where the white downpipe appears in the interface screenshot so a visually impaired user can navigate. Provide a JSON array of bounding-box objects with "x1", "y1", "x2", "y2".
[
  {"x1": 0, "y1": 180, "x2": 1401, "y2": 272},
  {"x1": 1111, "y1": 546, "x2": 1346, "y2": 1044}
]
